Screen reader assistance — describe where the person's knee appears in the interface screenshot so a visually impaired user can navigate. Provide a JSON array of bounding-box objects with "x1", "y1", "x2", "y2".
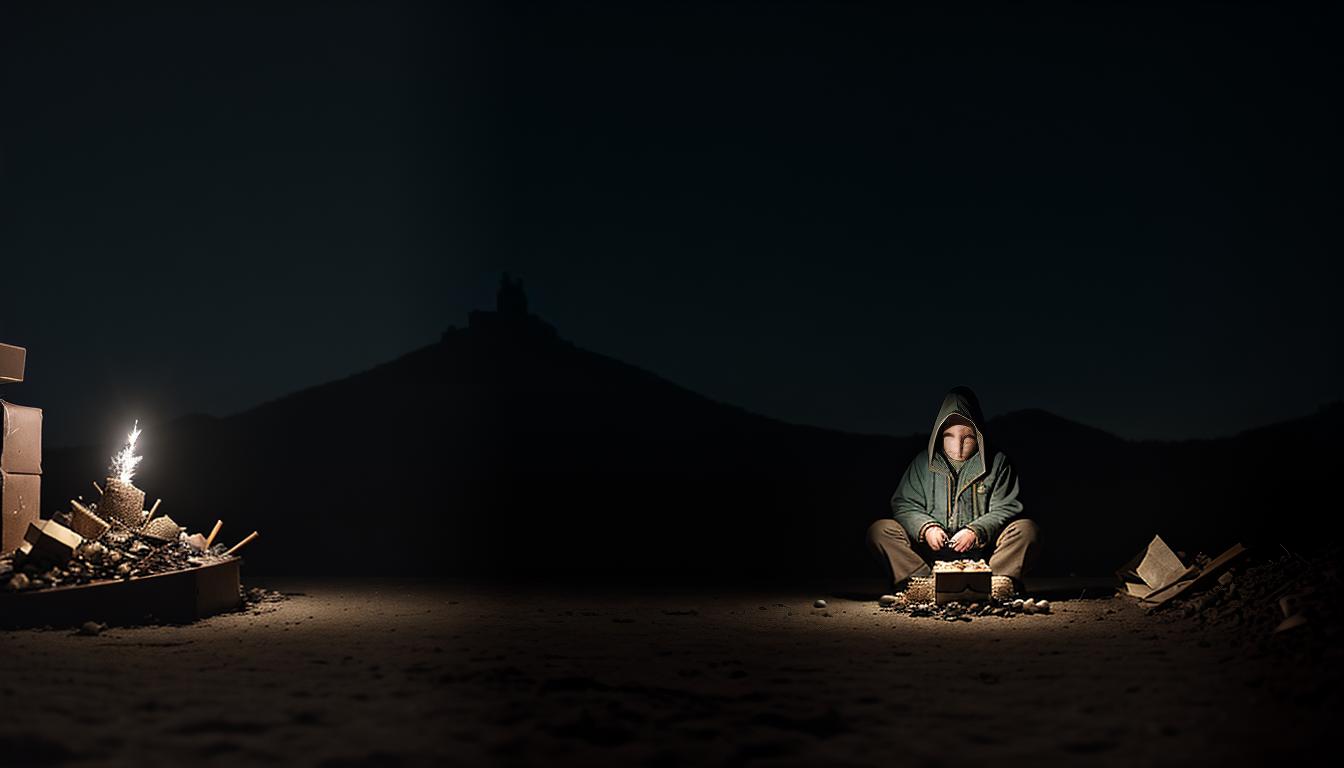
[
  {"x1": 867, "y1": 519, "x2": 908, "y2": 547},
  {"x1": 1002, "y1": 518, "x2": 1040, "y2": 544}
]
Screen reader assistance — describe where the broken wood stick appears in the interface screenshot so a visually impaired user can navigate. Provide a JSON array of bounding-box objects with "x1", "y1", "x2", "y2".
[
  {"x1": 144, "y1": 498, "x2": 162, "y2": 523},
  {"x1": 223, "y1": 531, "x2": 259, "y2": 557},
  {"x1": 204, "y1": 520, "x2": 223, "y2": 549},
  {"x1": 92, "y1": 481, "x2": 103, "y2": 496}
]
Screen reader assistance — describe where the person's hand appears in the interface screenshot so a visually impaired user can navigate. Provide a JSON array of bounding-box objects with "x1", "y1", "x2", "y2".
[
  {"x1": 950, "y1": 529, "x2": 978, "y2": 553},
  {"x1": 924, "y1": 526, "x2": 948, "y2": 551}
]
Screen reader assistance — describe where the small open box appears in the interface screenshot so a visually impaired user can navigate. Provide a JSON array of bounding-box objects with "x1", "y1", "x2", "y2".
[{"x1": 933, "y1": 561, "x2": 993, "y2": 605}]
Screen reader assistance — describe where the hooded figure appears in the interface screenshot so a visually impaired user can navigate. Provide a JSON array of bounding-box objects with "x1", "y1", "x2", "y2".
[{"x1": 866, "y1": 386, "x2": 1040, "y2": 591}]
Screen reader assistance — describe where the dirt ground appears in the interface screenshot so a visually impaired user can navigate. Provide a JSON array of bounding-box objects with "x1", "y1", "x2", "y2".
[{"x1": 0, "y1": 579, "x2": 1332, "y2": 767}]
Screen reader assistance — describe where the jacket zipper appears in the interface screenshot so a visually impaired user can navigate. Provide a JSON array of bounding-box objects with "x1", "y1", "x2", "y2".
[{"x1": 947, "y1": 475, "x2": 954, "y2": 528}]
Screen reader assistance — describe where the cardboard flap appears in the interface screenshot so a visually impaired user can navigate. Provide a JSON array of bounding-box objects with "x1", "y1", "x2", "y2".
[
  {"x1": 0, "y1": 343, "x2": 24, "y2": 384},
  {"x1": 1125, "y1": 535, "x2": 1188, "y2": 591}
]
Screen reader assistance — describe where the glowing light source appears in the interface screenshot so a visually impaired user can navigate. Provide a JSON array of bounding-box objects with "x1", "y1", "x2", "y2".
[{"x1": 110, "y1": 420, "x2": 143, "y2": 485}]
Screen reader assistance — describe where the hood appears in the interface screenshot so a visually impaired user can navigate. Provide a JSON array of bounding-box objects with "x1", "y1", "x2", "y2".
[{"x1": 926, "y1": 386, "x2": 989, "y2": 494}]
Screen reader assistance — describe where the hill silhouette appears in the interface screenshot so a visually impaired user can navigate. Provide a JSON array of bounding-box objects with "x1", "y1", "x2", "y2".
[{"x1": 41, "y1": 282, "x2": 1343, "y2": 581}]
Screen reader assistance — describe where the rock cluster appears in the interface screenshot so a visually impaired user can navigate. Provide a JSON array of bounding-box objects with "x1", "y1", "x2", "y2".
[{"x1": 881, "y1": 594, "x2": 1050, "y2": 622}]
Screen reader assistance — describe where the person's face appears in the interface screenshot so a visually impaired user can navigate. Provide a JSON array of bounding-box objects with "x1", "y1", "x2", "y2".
[{"x1": 941, "y1": 424, "x2": 978, "y2": 461}]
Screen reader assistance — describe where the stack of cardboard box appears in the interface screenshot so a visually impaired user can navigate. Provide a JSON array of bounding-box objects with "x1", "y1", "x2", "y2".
[{"x1": 0, "y1": 342, "x2": 41, "y2": 554}]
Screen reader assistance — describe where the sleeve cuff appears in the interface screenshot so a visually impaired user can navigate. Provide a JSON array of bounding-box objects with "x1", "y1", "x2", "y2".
[{"x1": 968, "y1": 525, "x2": 987, "y2": 548}]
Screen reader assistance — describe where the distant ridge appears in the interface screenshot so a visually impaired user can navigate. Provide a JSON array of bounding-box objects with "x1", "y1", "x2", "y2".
[{"x1": 41, "y1": 280, "x2": 1343, "y2": 580}]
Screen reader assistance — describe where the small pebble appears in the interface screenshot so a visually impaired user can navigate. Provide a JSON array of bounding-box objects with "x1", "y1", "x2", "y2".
[
  {"x1": 813, "y1": 599, "x2": 827, "y2": 609},
  {"x1": 77, "y1": 621, "x2": 105, "y2": 636},
  {"x1": 1036, "y1": 600, "x2": 1050, "y2": 614},
  {"x1": 7, "y1": 573, "x2": 30, "y2": 591},
  {"x1": 878, "y1": 594, "x2": 898, "y2": 607}
]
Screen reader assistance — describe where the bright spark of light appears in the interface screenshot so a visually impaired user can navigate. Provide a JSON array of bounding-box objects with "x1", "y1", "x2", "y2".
[{"x1": 110, "y1": 420, "x2": 143, "y2": 485}]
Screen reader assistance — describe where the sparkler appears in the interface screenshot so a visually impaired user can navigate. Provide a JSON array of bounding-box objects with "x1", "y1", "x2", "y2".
[
  {"x1": 100, "y1": 421, "x2": 147, "y2": 527},
  {"x1": 109, "y1": 420, "x2": 143, "y2": 485}
]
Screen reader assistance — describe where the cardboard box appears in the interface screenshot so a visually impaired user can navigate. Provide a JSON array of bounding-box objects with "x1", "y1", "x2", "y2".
[
  {"x1": 934, "y1": 570, "x2": 992, "y2": 605},
  {"x1": 0, "y1": 343, "x2": 24, "y2": 384},
  {"x1": 0, "y1": 400, "x2": 42, "y2": 475},
  {"x1": 21, "y1": 519, "x2": 81, "y2": 565},
  {"x1": 1, "y1": 471, "x2": 41, "y2": 555}
]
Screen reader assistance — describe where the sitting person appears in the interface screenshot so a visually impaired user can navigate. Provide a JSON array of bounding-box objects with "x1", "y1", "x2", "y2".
[{"x1": 867, "y1": 386, "x2": 1040, "y2": 595}]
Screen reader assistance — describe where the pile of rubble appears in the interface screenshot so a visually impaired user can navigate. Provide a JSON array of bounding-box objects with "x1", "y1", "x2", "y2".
[
  {"x1": 879, "y1": 593, "x2": 1051, "y2": 622},
  {"x1": 1, "y1": 520, "x2": 231, "y2": 592},
  {"x1": 1169, "y1": 545, "x2": 1341, "y2": 644},
  {"x1": 0, "y1": 498, "x2": 234, "y2": 592}
]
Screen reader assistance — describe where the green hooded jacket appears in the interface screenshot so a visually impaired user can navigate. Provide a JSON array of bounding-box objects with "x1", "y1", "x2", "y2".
[{"x1": 889, "y1": 387, "x2": 1023, "y2": 548}]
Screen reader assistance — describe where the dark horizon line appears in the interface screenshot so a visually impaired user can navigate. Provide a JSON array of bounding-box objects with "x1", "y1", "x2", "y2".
[{"x1": 38, "y1": 309, "x2": 1343, "y2": 452}]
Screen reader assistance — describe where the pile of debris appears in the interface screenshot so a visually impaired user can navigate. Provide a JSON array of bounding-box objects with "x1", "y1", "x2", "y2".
[
  {"x1": 1, "y1": 422, "x2": 257, "y2": 594},
  {"x1": 1117, "y1": 535, "x2": 1246, "y2": 611},
  {"x1": 0, "y1": 496, "x2": 243, "y2": 592},
  {"x1": 879, "y1": 593, "x2": 1051, "y2": 622},
  {"x1": 1169, "y1": 545, "x2": 1341, "y2": 642}
]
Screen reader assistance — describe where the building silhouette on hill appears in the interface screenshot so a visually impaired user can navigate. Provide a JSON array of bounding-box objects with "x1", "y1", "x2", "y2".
[{"x1": 457, "y1": 273, "x2": 559, "y2": 341}]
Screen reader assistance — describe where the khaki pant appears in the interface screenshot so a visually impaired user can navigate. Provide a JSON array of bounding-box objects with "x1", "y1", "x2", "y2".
[{"x1": 866, "y1": 518, "x2": 1040, "y2": 588}]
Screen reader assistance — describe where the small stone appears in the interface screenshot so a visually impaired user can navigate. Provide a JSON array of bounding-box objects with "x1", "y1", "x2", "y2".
[
  {"x1": 967, "y1": 603, "x2": 981, "y2": 613},
  {"x1": 878, "y1": 594, "x2": 898, "y2": 607},
  {"x1": 813, "y1": 599, "x2": 827, "y2": 609},
  {"x1": 1036, "y1": 600, "x2": 1051, "y2": 614},
  {"x1": 116, "y1": 563, "x2": 132, "y2": 578},
  {"x1": 1024, "y1": 602, "x2": 1038, "y2": 615},
  {"x1": 108, "y1": 551, "x2": 123, "y2": 563},
  {"x1": 1011, "y1": 599, "x2": 1024, "y2": 610},
  {"x1": 7, "y1": 573, "x2": 30, "y2": 590},
  {"x1": 77, "y1": 621, "x2": 105, "y2": 636},
  {"x1": 78, "y1": 541, "x2": 106, "y2": 563}
]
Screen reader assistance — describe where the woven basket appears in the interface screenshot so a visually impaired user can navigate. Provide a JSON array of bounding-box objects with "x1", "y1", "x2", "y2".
[
  {"x1": 100, "y1": 477, "x2": 145, "y2": 527},
  {"x1": 69, "y1": 504, "x2": 110, "y2": 540}
]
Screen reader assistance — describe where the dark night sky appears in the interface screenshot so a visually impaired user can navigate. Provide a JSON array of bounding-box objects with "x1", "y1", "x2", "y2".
[{"x1": 2, "y1": 1, "x2": 1339, "y2": 448}]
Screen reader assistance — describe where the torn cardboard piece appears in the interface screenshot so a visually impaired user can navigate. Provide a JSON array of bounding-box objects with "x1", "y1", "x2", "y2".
[
  {"x1": 0, "y1": 343, "x2": 24, "y2": 384},
  {"x1": 1117, "y1": 535, "x2": 1249, "y2": 612},
  {"x1": 1141, "y1": 543, "x2": 1247, "y2": 611},
  {"x1": 1117, "y1": 535, "x2": 1196, "y2": 599},
  {"x1": 0, "y1": 400, "x2": 43, "y2": 475}
]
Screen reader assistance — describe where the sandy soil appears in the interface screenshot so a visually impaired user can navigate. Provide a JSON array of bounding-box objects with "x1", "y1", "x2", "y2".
[{"x1": 0, "y1": 579, "x2": 1331, "y2": 767}]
